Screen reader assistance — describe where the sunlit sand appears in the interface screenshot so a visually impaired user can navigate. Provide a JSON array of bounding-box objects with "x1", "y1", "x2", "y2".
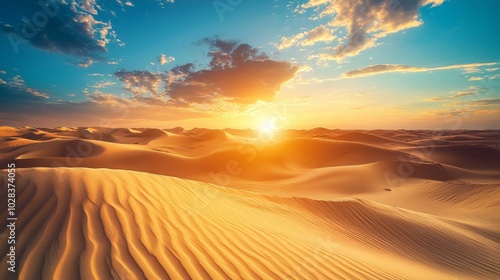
[{"x1": 1, "y1": 126, "x2": 499, "y2": 279}]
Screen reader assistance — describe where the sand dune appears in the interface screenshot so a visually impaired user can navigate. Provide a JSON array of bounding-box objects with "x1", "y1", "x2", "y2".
[
  {"x1": 1, "y1": 127, "x2": 499, "y2": 279},
  {"x1": 422, "y1": 144, "x2": 500, "y2": 171},
  {"x1": 331, "y1": 132, "x2": 409, "y2": 147},
  {"x1": 1, "y1": 168, "x2": 498, "y2": 279}
]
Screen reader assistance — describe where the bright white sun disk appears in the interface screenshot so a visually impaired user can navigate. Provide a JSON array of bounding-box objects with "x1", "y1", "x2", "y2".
[{"x1": 259, "y1": 118, "x2": 277, "y2": 136}]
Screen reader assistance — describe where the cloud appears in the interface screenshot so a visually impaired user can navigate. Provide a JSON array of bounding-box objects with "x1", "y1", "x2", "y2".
[
  {"x1": 115, "y1": 38, "x2": 299, "y2": 107},
  {"x1": 166, "y1": 38, "x2": 299, "y2": 106},
  {"x1": 453, "y1": 86, "x2": 485, "y2": 98},
  {"x1": 424, "y1": 86, "x2": 487, "y2": 102},
  {"x1": 158, "y1": 54, "x2": 175, "y2": 65},
  {"x1": 80, "y1": 0, "x2": 99, "y2": 14},
  {"x1": 0, "y1": 75, "x2": 50, "y2": 105},
  {"x1": 90, "y1": 81, "x2": 117, "y2": 88},
  {"x1": 115, "y1": 70, "x2": 165, "y2": 98},
  {"x1": 424, "y1": 97, "x2": 449, "y2": 102},
  {"x1": 0, "y1": 0, "x2": 116, "y2": 61},
  {"x1": 0, "y1": 75, "x2": 49, "y2": 123},
  {"x1": 84, "y1": 89, "x2": 131, "y2": 105},
  {"x1": 468, "y1": 76, "x2": 483, "y2": 81},
  {"x1": 155, "y1": 0, "x2": 175, "y2": 8},
  {"x1": 0, "y1": 97, "x2": 209, "y2": 128},
  {"x1": 70, "y1": 58, "x2": 94, "y2": 68},
  {"x1": 116, "y1": 0, "x2": 173, "y2": 8},
  {"x1": 0, "y1": 84, "x2": 211, "y2": 128},
  {"x1": 278, "y1": 25, "x2": 335, "y2": 49},
  {"x1": 490, "y1": 74, "x2": 500, "y2": 80},
  {"x1": 297, "y1": 0, "x2": 444, "y2": 61},
  {"x1": 468, "y1": 98, "x2": 500, "y2": 106},
  {"x1": 421, "y1": 94, "x2": 500, "y2": 125},
  {"x1": 342, "y1": 62, "x2": 498, "y2": 78},
  {"x1": 486, "y1": 68, "x2": 499, "y2": 72}
]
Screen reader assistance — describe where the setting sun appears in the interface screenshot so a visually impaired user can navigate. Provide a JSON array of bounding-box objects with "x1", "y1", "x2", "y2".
[{"x1": 259, "y1": 118, "x2": 278, "y2": 139}]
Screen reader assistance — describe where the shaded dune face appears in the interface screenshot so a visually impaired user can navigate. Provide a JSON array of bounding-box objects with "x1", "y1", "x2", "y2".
[
  {"x1": 1, "y1": 168, "x2": 499, "y2": 280},
  {"x1": 1, "y1": 127, "x2": 500, "y2": 279}
]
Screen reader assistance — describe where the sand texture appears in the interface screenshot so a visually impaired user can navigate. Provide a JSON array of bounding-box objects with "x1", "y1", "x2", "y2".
[{"x1": 1, "y1": 126, "x2": 499, "y2": 279}]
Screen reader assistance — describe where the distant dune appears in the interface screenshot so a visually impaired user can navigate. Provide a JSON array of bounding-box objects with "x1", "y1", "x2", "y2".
[{"x1": 1, "y1": 127, "x2": 499, "y2": 279}]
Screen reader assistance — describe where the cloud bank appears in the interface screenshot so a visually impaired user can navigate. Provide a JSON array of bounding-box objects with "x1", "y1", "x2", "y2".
[
  {"x1": 287, "y1": 0, "x2": 444, "y2": 61},
  {"x1": 0, "y1": 0, "x2": 117, "y2": 61},
  {"x1": 116, "y1": 38, "x2": 299, "y2": 107}
]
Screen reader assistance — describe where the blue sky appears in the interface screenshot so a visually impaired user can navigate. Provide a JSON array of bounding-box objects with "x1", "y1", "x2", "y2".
[{"x1": 0, "y1": 0, "x2": 499, "y2": 129}]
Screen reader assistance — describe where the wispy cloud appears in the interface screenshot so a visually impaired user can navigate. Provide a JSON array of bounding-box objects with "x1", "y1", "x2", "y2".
[
  {"x1": 90, "y1": 81, "x2": 117, "y2": 88},
  {"x1": 342, "y1": 62, "x2": 498, "y2": 78},
  {"x1": 468, "y1": 98, "x2": 500, "y2": 106},
  {"x1": 468, "y1": 76, "x2": 483, "y2": 81},
  {"x1": 453, "y1": 86, "x2": 486, "y2": 98},
  {"x1": 490, "y1": 74, "x2": 500, "y2": 80},
  {"x1": 0, "y1": 75, "x2": 50, "y2": 104},
  {"x1": 70, "y1": 58, "x2": 94, "y2": 68},
  {"x1": 424, "y1": 86, "x2": 487, "y2": 102},
  {"x1": 84, "y1": 89, "x2": 131, "y2": 105},
  {"x1": 278, "y1": 25, "x2": 335, "y2": 49},
  {"x1": 424, "y1": 97, "x2": 450, "y2": 102}
]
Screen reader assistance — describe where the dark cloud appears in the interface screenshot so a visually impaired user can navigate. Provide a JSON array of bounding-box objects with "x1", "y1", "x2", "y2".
[
  {"x1": 114, "y1": 39, "x2": 299, "y2": 107},
  {"x1": 114, "y1": 70, "x2": 165, "y2": 98},
  {"x1": 167, "y1": 38, "x2": 299, "y2": 105},
  {"x1": 0, "y1": 0, "x2": 113, "y2": 60},
  {"x1": 84, "y1": 89, "x2": 130, "y2": 105},
  {"x1": 0, "y1": 89, "x2": 212, "y2": 127},
  {"x1": 0, "y1": 75, "x2": 49, "y2": 105}
]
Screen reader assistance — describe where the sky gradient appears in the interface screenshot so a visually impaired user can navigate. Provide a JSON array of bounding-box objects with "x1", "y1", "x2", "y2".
[{"x1": 1, "y1": 0, "x2": 499, "y2": 129}]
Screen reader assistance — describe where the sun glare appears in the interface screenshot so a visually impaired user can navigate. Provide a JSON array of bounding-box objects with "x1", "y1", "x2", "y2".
[{"x1": 259, "y1": 118, "x2": 277, "y2": 138}]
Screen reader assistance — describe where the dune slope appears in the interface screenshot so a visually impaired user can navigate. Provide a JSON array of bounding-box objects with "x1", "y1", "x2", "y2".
[{"x1": 1, "y1": 168, "x2": 499, "y2": 279}]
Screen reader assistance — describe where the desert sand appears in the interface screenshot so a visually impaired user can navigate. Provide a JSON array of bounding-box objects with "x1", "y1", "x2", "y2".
[{"x1": 1, "y1": 126, "x2": 499, "y2": 279}]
